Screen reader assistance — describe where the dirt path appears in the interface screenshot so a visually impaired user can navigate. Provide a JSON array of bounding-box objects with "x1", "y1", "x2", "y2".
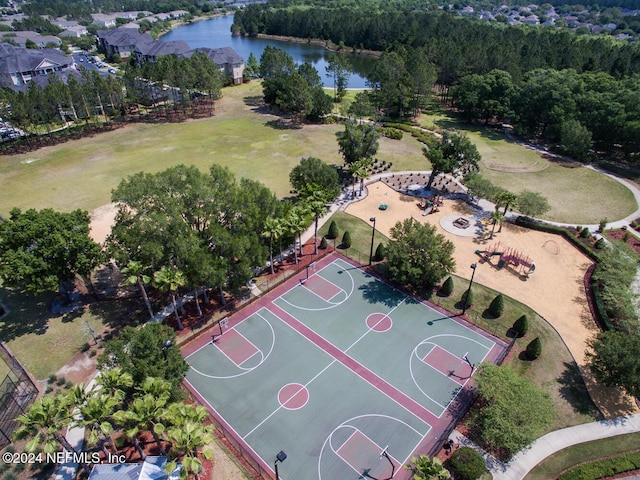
[{"x1": 345, "y1": 181, "x2": 638, "y2": 418}]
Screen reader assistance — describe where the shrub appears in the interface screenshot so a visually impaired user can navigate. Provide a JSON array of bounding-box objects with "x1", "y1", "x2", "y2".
[
  {"x1": 81, "y1": 342, "x2": 91, "y2": 353},
  {"x1": 449, "y1": 447, "x2": 487, "y2": 480},
  {"x1": 319, "y1": 236, "x2": 328, "y2": 249},
  {"x1": 341, "y1": 230, "x2": 352, "y2": 248},
  {"x1": 56, "y1": 376, "x2": 66, "y2": 386},
  {"x1": 488, "y1": 293, "x2": 505, "y2": 317},
  {"x1": 595, "y1": 238, "x2": 606, "y2": 249},
  {"x1": 526, "y1": 337, "x2": 542, "y2": 360},
  {"x1": 558, "y1": 451, "x2": 640, "y2": 480},
  {"x1": 598, "y1": 218, "x2": 608, "y2": 232},
  {"x1": 512, "y1": 315, "x2": 529, "y2": 337},
  {"x1": 327, "y1": 220, "x2": 338, "y2": 240},
  {"x1": 48, "y1": 374, "x2": 57, "y2": 384},
  {"x1": 374, "y1": 242, "x2": 386, "y2": 261},
  {"x1": 580, "y1": 227, "x2": 591, "y2": 238},
  {"x1": 440, "y1": 276, "x2": 454, "y2": 296},
  {"x1": 461, "y1": 288, "x2": 474, "y2": 309}
]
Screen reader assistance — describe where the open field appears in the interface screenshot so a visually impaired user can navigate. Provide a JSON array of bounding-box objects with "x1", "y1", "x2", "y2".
[{"x1": 0, "y1": 82, "x2": 424, "y2": 215}]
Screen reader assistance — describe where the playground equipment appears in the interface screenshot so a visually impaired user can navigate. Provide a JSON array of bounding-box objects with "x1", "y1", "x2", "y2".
[
  {"x1": 475, "y1": 241, "x2": 535, "y2": 276},
  {"x1": 417, "y1": 195, "x2": 443, "y2": 216}
]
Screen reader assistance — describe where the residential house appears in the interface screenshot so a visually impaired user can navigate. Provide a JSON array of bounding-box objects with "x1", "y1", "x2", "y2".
[
  {"x1": 96, "y1": 27, "x2": 153, "y2": 59},
  {"x1": 1, "y1": 31, "x2": 61, "y2": 48},
  {"x1": 92, "y1": 13, "x2": 118, "y2": 28},
  {"x1": 134, "y1": 40, "x2": 190, "y2": 64},
  {"x1": 88, "y1": 456, "x2": 182, "y2": 480},
  {"x1": 0, "y1": 43, "x2": 76, "y2": 90},
  {"x1": 191, "y1": 47, "x2": 245, "y2": 85}
]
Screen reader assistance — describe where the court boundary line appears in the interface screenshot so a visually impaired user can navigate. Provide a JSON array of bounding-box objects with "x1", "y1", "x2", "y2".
[
  {"x1": 333, "y1": 428, "x2": 400, "y2": 478},
  {"x1": 186, "y1": 310, "x2": 276, "y2": 380},
  {"x1": 410, "y1": 333, "x2": 494, "y2": 417},
  {"x1": 277, "y1": 261, "x2": 356, "y2": 311},
  {"x1": 214, "y1": 327, "x2": 262, "y2": 368},
  {"x1": 267, "y1": 302, "x2": 439, "y2": 425}
]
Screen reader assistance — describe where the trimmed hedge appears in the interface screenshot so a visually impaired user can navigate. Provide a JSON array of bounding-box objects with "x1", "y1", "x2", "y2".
[
  {"x1": 526, "y1": 337, "x2": 542, "y2": 360},
  {"x1": 558, "y1": 451, "x2": 640, "y2": 480},
  {"x1": 449, "y1": 447, "x2": 487, "y2": 480},
  {"x1": 440, "y1": 276, "x2": 454, "y2": 296}
]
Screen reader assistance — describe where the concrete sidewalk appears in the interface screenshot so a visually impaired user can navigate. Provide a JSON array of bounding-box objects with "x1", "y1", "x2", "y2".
[{"x1": 449, "y1": 414, "x2": 640, "y2": 480}]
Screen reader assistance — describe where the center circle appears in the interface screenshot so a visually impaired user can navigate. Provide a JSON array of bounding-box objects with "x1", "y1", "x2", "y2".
[
  {"x1": 366, "y1": 313, "x2": 393, "y2": 332},
  {"x1": 278, "y1": 383, "x2": 310, "y2": 410}
]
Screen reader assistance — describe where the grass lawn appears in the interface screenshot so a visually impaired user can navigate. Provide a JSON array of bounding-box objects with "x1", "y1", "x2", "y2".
[
  {"x1": 525, "y1": 432, "x2": 640, "y2": 480},
  {"x1": 416, "y1": 107, "x2": 637, "y2": 224},
  {"x1": 319, "y1": 211, "x2": 599, "y2": 430}
]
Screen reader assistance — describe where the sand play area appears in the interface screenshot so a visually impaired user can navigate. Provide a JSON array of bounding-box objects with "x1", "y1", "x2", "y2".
[{"x1": 346, "y1": 180, "x2": 637, "y2": 418}]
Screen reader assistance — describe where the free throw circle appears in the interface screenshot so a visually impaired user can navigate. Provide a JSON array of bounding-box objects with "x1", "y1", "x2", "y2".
[
  {"x1": 366, "y1": 313, "x2": 393, "y2": 333},
  {"x1": 278, "y1": 383, "x2": 310, "y2": 410}
]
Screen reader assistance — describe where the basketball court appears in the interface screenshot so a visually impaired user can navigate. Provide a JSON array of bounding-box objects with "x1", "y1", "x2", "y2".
[{"x1": 182, "y1": 253, "x2": 508, "y2": 480}]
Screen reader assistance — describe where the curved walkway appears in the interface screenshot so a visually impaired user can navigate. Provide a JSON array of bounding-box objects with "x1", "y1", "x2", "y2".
[{"x1": 450, "y1": 414, "x2": 640, "y2": 480}]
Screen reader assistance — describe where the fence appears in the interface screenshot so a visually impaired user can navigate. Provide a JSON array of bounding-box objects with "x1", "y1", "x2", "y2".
[{"x1": 0, "y1": 342, "x2": 39, "y2": 447}]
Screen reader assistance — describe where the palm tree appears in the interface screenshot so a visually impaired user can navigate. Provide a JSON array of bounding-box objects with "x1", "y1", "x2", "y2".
[
  {"x1": 286, "y1": 206, "x2": 309, "y2": 264},
  {"x1": 113, "y1": 378, "x2": 173, "y2": 458},
  {"x1": 261, "y1": 217, "x2": 283, "y2": 274},
  {"x1": 164, "y1": 415, "x2": 214, "y2": 480},
  {"x1": 75, "y1": 388, "x2": 123, "y2": 455},
  {"x1": 153, "y1": 266, "x2": 187, "y2": 330},
  {"x1": 494, "y1": 190, "x2": 518, "y2": 217},
  {"x1": 489, "y1": 209, "x2": 505, "y2": 238},
  {"x1": 305, "y1": 191, "x2": 328, "y2": 255},
  {"x1": 121, "y1": 261, "x2": 154, "y2": 320},
  {"x1": 404, "y1": 454, "x2": 451, "y2": 479}
]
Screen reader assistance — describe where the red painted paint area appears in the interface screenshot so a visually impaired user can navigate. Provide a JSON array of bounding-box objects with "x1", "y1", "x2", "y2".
[
  {"x1": 278, "y1": 383, "x2": 310, "y2": 410},
  {"x1": 304, "y1": 274, "x2": 342, "y2": 301},
  {"x1": 336, "y1": 430, "x2": 400, "y2": 479},
  {"x1": 422, "y1": 345, "x2": 472, "y2": 385},
  {"x1": 215, "y1": 328, "x2": 259, "y2": 366},
  {"x1": 365, "y1": 313, "x2": 393, "y2": 332}
]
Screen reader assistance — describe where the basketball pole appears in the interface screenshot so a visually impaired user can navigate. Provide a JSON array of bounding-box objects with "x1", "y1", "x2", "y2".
[{"x1": 369, "y1": 217, "x2": 377, "y2": 265}]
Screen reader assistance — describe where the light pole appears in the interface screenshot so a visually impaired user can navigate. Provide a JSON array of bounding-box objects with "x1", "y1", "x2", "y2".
[
  {"x1": 369, "y1": 217, "x2": 377, "y2": 265},
  {"x1": 162, "y1": 339, "x2": 172, "y2": 360},
  {"x1": 462, "y1": 263, "x2": 477, "y2": 316},
  {"x1": 274, "y1": 450, "x2": 287, "y2": 480}
]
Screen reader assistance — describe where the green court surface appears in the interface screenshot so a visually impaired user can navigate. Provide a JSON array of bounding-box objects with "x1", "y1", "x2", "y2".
[{"x1": 183, "y1": 254, "x2": 508, "y2": 480}]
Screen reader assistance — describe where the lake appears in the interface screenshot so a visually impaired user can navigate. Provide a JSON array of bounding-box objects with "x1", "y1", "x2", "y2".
[{"x1": 161, "y1": 14, "x2": 374, "y2": 88}]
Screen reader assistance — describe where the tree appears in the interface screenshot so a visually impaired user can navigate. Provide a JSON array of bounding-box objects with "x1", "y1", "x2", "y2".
[
  {"x1": 121, "y1": 261, "x2": 154, "y2": 320},
  {"x1": 153, "y1": 266, "x2": 187, "y2": 330},
  {"x1": 374, "y1": 242, "x2": 386, "y2": 261},
  {"x1": 587, "y1": 330, "x2": 640, "y2": 399},
  {"x1": 516, "y1": 190, "x2": 551, "y2": 218},
  {"x1": 341, "y1": 230, "x2": 352, "y2": 249},
  {"x1": 560, "y1": 118, "x2": 592, "y2": 161},
  {"x1": 348, "y1": 91, "x2": 374, "y2": 120},
  {"x1": 512, "y1": 315, "x2": 529, "y2": 338},
  {"x1": 304, "y1": 191, "x2": 329, "y2": 255},
  {"x1": 97, "y1": 322, "x2": 188, "y2": 402},
  {"x1": 0, "y1": 208, "x2": 102, "y2": 295},
  {"x1": 493, "y1": 190, "x2": 518, "y2": 217},
  {"x1": 488, "y1": 293, "x2": 504, "y2": 317},
  {"x1": 470, "y1": 363, "x2": 555, "y2": 460},
  {"x1": 289, "y1": 157, "x2": 340, "y2": 199},
  {"x1": 245, "y1": 52, "x2": 260, "y2": 77},
  {"x1": 326, "y1": 53, "x2": 351, "y2": 103},
  {"x1": 424, "y1": 131, "x2": 481, "y2": 190},
  {"x1": 440, "y1": 276, "x2": 454, "y2": 296},
  {"x1": 261, "y1": 217, "x2": 283, "y2": 275},
  {"x1": 337, "y1": 119, "x2": 380, "y2": 166},
  {"x1": 464, "y1": 172, "x2": 497, "y2": 204},
  {"x1": 327, "y1": 220, "x2": 339, "y2": 240},
  {"x1": 385, "y1": 218, "x2": 456, "y2": 290},
  {"x1": 526, "y1": 337, "x2": 542, "y2": 359},
  {"x1": 404, "y1": 454, "x2": 451, "y2": 479},
  {"x1": 449, "y1": 447, "x2": 487, "y2": 480},
  {"x1": 489, "y1": 209, "x2": 504, "y2": 238}
]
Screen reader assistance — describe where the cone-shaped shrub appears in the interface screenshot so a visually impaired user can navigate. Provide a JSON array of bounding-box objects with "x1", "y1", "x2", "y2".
[
  {"x1": 580, "y1": 227, "x2": 590, "y2": 238},
  {"x1": 341, "y1": 230, "x2": 352, "y2": 248},
  {"x1": 374, "y1": 242, "x2": 386, "y2": 261},
  {"x1": 319, "y1": 236, "x2": 328, "y2": 250},
  {"x1": 512, "y1": 315, "x2": 529, "y2": 338},
  {"x1": 595, "y1": 238, "x2": 605, "y2": 249},
  {"x1": 526, "y1": 337, "x2": 542, "y2": 360},
  {"x1": 449, "y1": 447, "x2": 487, "y2": 480},
  {"x1": 488, "y1": 293, "x2": 505, "y2": 317},
  {"x1": 327, "y1": 220, "x2": 338, "y2": 240},
  {"x1": 461, "y1": 288, "x2": 474, "y2": 309},
  {"x1": 440, "y1": 276, "x2": 454, "y2": 297}
]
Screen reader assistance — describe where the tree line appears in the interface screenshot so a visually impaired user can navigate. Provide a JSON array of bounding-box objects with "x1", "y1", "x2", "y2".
[
  {"x1": 22, "y1": 0, "x2": 219, "y2": 19},
  {"x1": 233, "y1": 3, "x2": 640, "y2": 83},
  {"x1": 451, "y1": 68, "x2": 640, "y2": 159}
]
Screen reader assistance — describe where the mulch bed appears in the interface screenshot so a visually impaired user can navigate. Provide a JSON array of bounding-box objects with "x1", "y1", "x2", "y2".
[{"x1": 604, "y1": 229, "x2": 640, "y2": 255}]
